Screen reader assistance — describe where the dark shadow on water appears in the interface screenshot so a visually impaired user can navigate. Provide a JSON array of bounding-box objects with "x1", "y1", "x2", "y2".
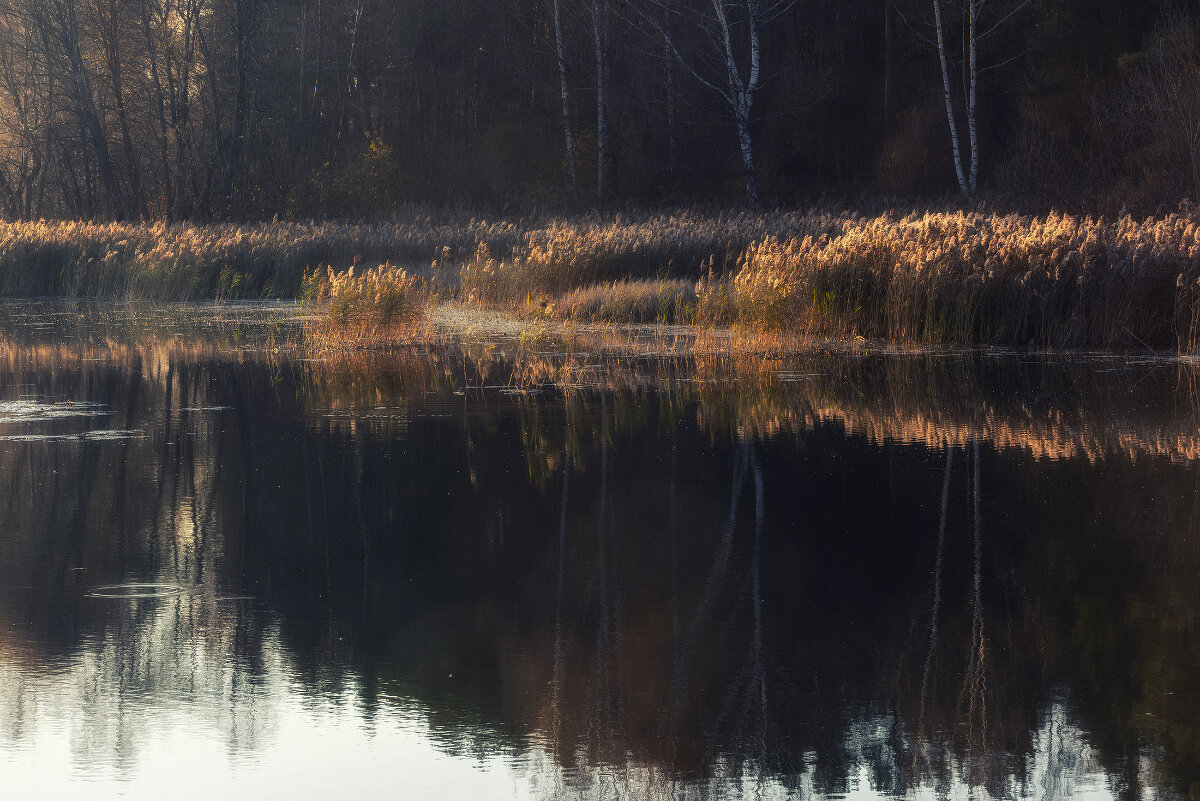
[{"x1": 0, "y1": 303, "x2": 1197, "y2": 798}]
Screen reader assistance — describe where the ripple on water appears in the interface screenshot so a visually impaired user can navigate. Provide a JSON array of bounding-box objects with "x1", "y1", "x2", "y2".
[
  {"x1": 0, "y1": 430, "x2": 143, "y2": 442},
  {"x1": 85, "y1": 583, "x2": 186, "y2": 600}
]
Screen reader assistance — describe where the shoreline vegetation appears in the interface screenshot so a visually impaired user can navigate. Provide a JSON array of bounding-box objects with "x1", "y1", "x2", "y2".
[{"x1": 4, "y1": 207, "x2": 1200, "y2": 352}]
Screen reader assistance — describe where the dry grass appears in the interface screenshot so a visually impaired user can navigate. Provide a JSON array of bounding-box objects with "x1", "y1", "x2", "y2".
[
  {"x1": 700, "y1": 210, "x2": 1200, "y2": 351},
  {"x1": 4, "y1": 208, "x2": 1200, "y2": 350},
  {"x1": 450, "y1": 210, "x2": 845, "y2": 306},
  {"x1": 0, "y1": 210, "x2": 812, "y2": 301},
  {"x1": 0, "y1": 216, "x2": 521, "y2": 299},
  {"x1": 449, "y1": 207, "x2": 1200, "y2": 351},
  {"x1": 303, "y1": 263, "x2": 430, "y2": 349},
  {"x1": 549, "y1": 279, "x2": 696, "y2": 324}
]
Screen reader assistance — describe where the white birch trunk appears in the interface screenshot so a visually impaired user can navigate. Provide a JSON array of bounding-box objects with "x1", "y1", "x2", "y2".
[
  {"x1": 932, "y1": 0, "x2": 971, "y2": 197},
  {"x1": 649, "y1": 0, "x2": 777, "y2": 205},
  {"x1": 744, "y1": 0, "x2": 761, "y2": 205},
  {"x1": 735, "y1": 105, "x2": 759, "y2": 206},
  {"x1": 552, "y1": 0, "x2": 578, "y2": 195},
  {"x1": 712, "y1": 0, "x2": 761, "y2": 206},
  {"x1": 967, "y1": 0, "x2": 979, "y2": 195},
  {"x1": 297, "y1": 2, "x2": 306, "y2": 127}
]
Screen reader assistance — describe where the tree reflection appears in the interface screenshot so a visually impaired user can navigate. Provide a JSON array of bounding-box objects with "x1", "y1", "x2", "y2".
[{"x1": 0, "y1": 335, "x2": 1196, "y2": 797}]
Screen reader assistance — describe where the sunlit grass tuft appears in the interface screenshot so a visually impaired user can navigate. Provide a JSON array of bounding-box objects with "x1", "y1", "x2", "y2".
[{"x1": 303, "y1": 263, "x2": 430, "y2": 349}]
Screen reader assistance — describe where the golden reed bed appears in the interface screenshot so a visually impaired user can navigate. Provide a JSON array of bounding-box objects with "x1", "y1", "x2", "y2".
[{"x1": 4, "y1": 208, "x2": 1200, "y2": 350}]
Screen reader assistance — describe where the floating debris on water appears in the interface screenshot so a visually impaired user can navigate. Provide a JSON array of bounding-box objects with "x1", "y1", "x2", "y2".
[{"x1": 0, "y1": 400, "x2": 111, "y2": 424}]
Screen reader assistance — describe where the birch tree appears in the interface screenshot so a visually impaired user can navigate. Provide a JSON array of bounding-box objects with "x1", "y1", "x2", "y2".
[
  {"x1": 930, "y1": 0, "x2": 1030, "y2": 197},
  {"x1": 642, "y1": 0, "x2": 794, "y2": 206}
]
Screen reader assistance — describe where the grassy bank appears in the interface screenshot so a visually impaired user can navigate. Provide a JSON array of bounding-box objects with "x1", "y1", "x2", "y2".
[
  {"x1": 0, "y1": 210, "x2": 803, "y2": 300},
  {"x1": 5, "y1": 208, "x2": 1200, "y2": 351},
  {"x1": 0, "y1": 217, "x2": 514, "y2": 298},
  {"x1": 697, "y1": 210, "x2": 1200, "y2": 351}
]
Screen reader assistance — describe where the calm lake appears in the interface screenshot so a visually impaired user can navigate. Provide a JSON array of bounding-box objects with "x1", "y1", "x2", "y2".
[{"x1": 0, "y1": 302, "x2": 1197, "y2": 800}]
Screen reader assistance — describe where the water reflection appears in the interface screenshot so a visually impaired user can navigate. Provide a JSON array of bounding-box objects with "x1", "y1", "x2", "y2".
[{"x1": 0, "y1": 306, "x2": 1197, "y2": 798}]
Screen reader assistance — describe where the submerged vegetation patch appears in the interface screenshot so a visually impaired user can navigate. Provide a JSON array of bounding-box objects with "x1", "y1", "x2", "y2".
[{"x1": 0, "y1": 399, "x2": 110, "y2": 423}]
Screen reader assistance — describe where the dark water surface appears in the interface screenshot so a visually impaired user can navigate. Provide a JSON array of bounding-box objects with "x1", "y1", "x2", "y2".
[{"x1": 0, "y1": 303, "x2": 1198, "y2": 799}]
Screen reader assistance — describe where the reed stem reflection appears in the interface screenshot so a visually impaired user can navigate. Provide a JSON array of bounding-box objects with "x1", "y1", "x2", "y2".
[{"x1": 0, "y1": 306, "x2": 1196, "y2": 798}]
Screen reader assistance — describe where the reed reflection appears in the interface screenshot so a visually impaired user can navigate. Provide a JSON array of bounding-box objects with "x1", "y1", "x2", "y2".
[{"x1": 0, "y1": 333, "x2": 1195, "y2": 798}]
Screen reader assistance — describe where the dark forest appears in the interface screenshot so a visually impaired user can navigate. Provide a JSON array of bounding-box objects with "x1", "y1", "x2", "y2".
[{"x1": 0, "y1": 0, "x2": 1194, "y2": 219}]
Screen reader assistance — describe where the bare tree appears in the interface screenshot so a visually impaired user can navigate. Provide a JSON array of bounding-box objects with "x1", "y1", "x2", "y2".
[
  {"x1": 216, "y1": 0, "x2": 265, "y2": 217},
  {"x1": 0, "y1": 1, "x2": 55, "y2": 218},
  {"x1": 36, "y1": 0, "x2": 127, "y2": 218},
  {"x1": 929, "y1": 0, "x2": 1030, "y2": 197},
  {"x1": 643, "y1": 0, "x2": 794, "y2": 206},
  {"x1": 551, "y1": 0, "x2": 579, "y2": 195},
  {"x1": 140, "y1": 0, "x2": 205, "y2": 218},
  {"x1": 90, "y1": 0, "x2": 147, "y2": 218},
  {"x1": 136, "y1": 0, "x2": 175, "y2": 215},
  {"x1": 1114, "y1": 15, "x2": 1200, "y2": 201},
  {"x1": 591, "y1": 0, "x2": 610, "y2": 202}
]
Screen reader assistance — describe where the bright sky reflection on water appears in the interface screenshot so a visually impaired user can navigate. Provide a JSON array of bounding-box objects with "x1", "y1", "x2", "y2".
[
  {"x1": 0, "y1": 302, "x2": 1197, "y2": 800},
  {"x1": 0, "y1": 649, "x2": 1127, "y2": 801},
  {"x1": 0, "y1": 655, "x2": 524, "y2": 799}
]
